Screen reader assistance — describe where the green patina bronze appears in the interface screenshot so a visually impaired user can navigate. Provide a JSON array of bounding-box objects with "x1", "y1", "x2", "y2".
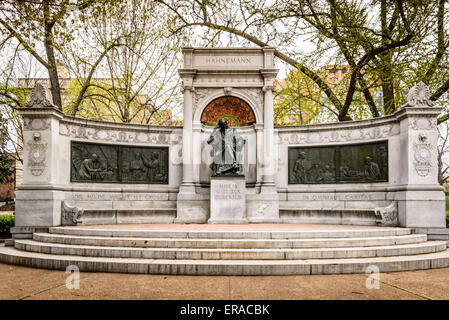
[
  {"x1": 71, "y1": 141, "x2": 168, "y2": 184},
  {"x1": 288, "y1": 141, "x2": 388, "y2": 184}
]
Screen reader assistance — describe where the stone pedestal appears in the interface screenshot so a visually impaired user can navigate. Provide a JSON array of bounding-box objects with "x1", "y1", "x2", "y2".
[{"x1": 208, "y1": 176, "x2": 247, "y2": 224}]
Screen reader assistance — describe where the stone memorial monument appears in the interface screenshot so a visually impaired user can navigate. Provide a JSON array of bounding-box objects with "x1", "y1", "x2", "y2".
[
  {"x1": 207, "y1": 118, "x2": 247, "y2": 223},
  {"x1": 8, "y1": 47, "x2": 448, "y2": 235},
  {"x1": 2, "y1": 47, "x2": 449, "y2": 276}
]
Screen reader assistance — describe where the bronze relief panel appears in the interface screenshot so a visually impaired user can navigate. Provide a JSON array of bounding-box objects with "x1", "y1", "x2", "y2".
[
  {"x1": 288, "y1": 141, "x2": 388, "y2": 184},
  {"x1": 71, "y1": 141, "x2": 168, "y2": 184}
]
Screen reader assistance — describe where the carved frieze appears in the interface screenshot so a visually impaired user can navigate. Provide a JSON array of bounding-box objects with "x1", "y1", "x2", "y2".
[
  {"x1": 408, "y1": 117, "x2": 437, "y2": 131},
  {"x1": 59, "y1": 122, "x2": 181, "y2": 145},
  {"x1": 280, "y1": 124, "x2": 399, "y2": 144},
  {"x1": 23, "y1": 118, "x2": 51, "y2": 131},
  {"x1": 71, "y1": 141, "x2": 169, "y2": 184},
  {"x1": 413, "y1": 133, "x2": 432, "y2": 177}
]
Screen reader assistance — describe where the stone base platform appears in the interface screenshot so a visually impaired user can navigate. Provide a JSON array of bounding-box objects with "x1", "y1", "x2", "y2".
[{"x1": 1, "y1": 224, "x2": 449, "y2": 275}]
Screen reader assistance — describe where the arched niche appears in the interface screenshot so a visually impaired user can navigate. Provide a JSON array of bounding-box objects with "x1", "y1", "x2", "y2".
[
  {"x1": 192, "y1": 89, "x2": 262, "y2": 126},
  {"x1": 200, "y1": 96, "x2": 256, "y2": 127},
  {"x1": 195, "y1": 94, "x2": 259, "y2": 185}
]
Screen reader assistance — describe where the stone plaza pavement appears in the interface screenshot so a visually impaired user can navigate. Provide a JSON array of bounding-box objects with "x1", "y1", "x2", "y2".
[{"x1": 1, "y1": 260, "x2": 449, "y2": 300}]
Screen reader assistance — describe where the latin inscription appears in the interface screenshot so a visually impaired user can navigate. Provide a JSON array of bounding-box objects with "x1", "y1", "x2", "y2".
[
  {"x1": 289, "y1": 193, "x2": 385, "y2": 201},
  {"x1": 214, "y1": 183, "x2": 243, "y2": 200},
  {"x1": 72, "y1": 193, "x2": 168, "y2": 201}
]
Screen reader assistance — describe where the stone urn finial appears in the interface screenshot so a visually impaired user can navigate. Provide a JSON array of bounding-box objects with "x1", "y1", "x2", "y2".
[
  {"x1": 26, "y1": 83, "x2": 54, "y2": 108},
  {"x1": 405, "y1": 82, "x2": 434, "y2": 108}
]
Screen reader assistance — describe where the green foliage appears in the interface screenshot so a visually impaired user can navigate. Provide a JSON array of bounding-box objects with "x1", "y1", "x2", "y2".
[
  {"x1": 157, "y1": 0, "x2": 449, "y2": 122},
  {"x1": 0, "y1": 215, "x2": 14, "y2": 234},
  {"x1": 274, "y1": 70, "x2": 323, "y2": 125},
  {"x1": 447, "y1": 211, "x2": 449, "y2": 228}
]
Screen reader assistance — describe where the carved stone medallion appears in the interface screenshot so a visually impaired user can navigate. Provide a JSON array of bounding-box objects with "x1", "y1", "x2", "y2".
[
  {"x1": 27, "y1": 132, "x2": 47, "y2": 176},
  {"x1": 414, "y1": 133, "x2": 432, "y2": 177}
]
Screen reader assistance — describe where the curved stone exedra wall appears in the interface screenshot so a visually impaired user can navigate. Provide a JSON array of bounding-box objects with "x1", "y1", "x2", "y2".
[{"x1": 11, "y1": 62, "x2": 446, "y2": 238}]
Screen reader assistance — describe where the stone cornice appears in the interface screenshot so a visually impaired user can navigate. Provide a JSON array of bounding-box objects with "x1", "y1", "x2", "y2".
[
  {"x1": 260, "y1": 69, "x2": 279, "y2": 78},
  {"x1": 276, "y1": 107, "x2": 441, "y2": 133},
  {"x1": 59, "y1": 115, "x2": 182, "y2": 133},
  {"x1": 19, "y1": 107, "x2": 64, "y2": 119},
  {"x1": 184, "y1": 47, "x2": 271, "y2": 54},
  {"x1": 394, "y1": 106, "x2": 442, "y2": 121}
]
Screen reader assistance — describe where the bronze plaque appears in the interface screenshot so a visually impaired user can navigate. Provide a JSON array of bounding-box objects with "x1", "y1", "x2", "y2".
[
  {"x1": 288, "y1": 141, "x2": 388, "y2": 184},
  {"x1": 71, "y1": 142, "x2": 168, "y2": 184}
]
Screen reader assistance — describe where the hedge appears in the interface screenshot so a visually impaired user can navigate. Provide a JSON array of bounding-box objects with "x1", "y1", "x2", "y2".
[
  {"x1": 447, "y1": 211, "x2": 449, "y2": 228},
  {"x1": 0, "y1": 215, "x2": 14, "y2": 235}
]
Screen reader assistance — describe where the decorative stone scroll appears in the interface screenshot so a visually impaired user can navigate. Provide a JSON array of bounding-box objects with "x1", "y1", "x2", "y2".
[
  {"x1": 71, "y1": 141, "x2": 169, "y2": 184},
  {"x1": 374, "y1": 202, "x2": 398, "y2": 226},
  {"x1": 61, "y1": 201, "x2": 84, "y2": 226},
  {"x1": 288, "y1": 141, "x2": 388, "y2": 184}
]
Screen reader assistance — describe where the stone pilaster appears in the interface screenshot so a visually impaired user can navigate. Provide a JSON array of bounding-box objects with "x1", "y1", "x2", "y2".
[
  {"x1": 260, "y1": 68, "x2": 278, "y2": 194},
  {"x1": 393, "y1": 82, "x2": 445, "y2": 228},
  {"x1": 14, "y1": 84, "x2": 65, "y2": 237},
  {"x1": 250, "y1": 68, "x2": 281, "y2": 223},
  {"x1": 176, "y1": 64, "x2": 207, "y2": 223},
  {"x1": 261, "y1": 84, "x2": 276, "y2": 189},
  {"x1": 180, "y1": 84, "x2": 195, "y2": 191}
]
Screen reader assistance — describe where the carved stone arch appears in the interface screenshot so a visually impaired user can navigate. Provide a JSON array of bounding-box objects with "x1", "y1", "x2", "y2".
[{"x1": 193, "y1": 88, "x2": 262, "y2": 125}]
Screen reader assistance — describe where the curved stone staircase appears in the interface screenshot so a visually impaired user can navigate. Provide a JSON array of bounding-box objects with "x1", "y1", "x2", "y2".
[{"x1": 1, "y1": 226, "x2": 449, "y2": 275}]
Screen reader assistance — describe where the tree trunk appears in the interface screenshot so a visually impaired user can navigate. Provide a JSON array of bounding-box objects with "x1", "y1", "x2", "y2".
[
  {"x1": 43, "y1": 0, "x2": 62, "y2": 110},
  {"x1": 380, "y1": 0, "x2": 396, "y2": 114}
]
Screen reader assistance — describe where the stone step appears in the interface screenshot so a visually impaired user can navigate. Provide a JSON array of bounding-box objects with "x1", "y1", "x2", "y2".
[
  {"x1": 280, "y1": 208, "x2": 376, "y2": 225},
  {"x1": 80, "y1": 209, "x2": 176, "y2": 225},
  {"x1": 13, "y1": 239, "x2": 447, "y2": 260},
  {"x1": 1, "y1": 245, "x2": 449, "y2": 275},
  {"x1": 33, "y1": 233, "x2": 428, "y2": 249},
  {"x1": 49, "y1": 227, "x2": 411, "y2": 239}
]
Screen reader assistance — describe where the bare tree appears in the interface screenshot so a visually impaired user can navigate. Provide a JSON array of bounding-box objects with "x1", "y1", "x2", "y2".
[
  {"x1": 61, "y1": 0, "x2": 184, "y2": 124},
  {"x1": 156, "y1": 0, "x2": 449, "y2": 122}
]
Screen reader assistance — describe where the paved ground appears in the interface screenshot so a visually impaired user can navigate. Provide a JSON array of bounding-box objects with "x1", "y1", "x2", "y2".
[{"x1": 1, "y1": 262, "x2": 449, "y2": 300}]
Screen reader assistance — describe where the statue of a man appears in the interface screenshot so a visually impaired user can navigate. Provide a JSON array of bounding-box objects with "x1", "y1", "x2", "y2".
[{"x1": 207, "y1": 118, "x2": 245, "y2": 176}]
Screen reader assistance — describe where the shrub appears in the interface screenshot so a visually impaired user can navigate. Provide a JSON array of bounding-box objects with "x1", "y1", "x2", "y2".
[
  {"x1": 447, "y1": 211, "x2": 449, "y2": 229},
  {"x1": 0, "y1": 215, "x2": 14, "y2": 235}
]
